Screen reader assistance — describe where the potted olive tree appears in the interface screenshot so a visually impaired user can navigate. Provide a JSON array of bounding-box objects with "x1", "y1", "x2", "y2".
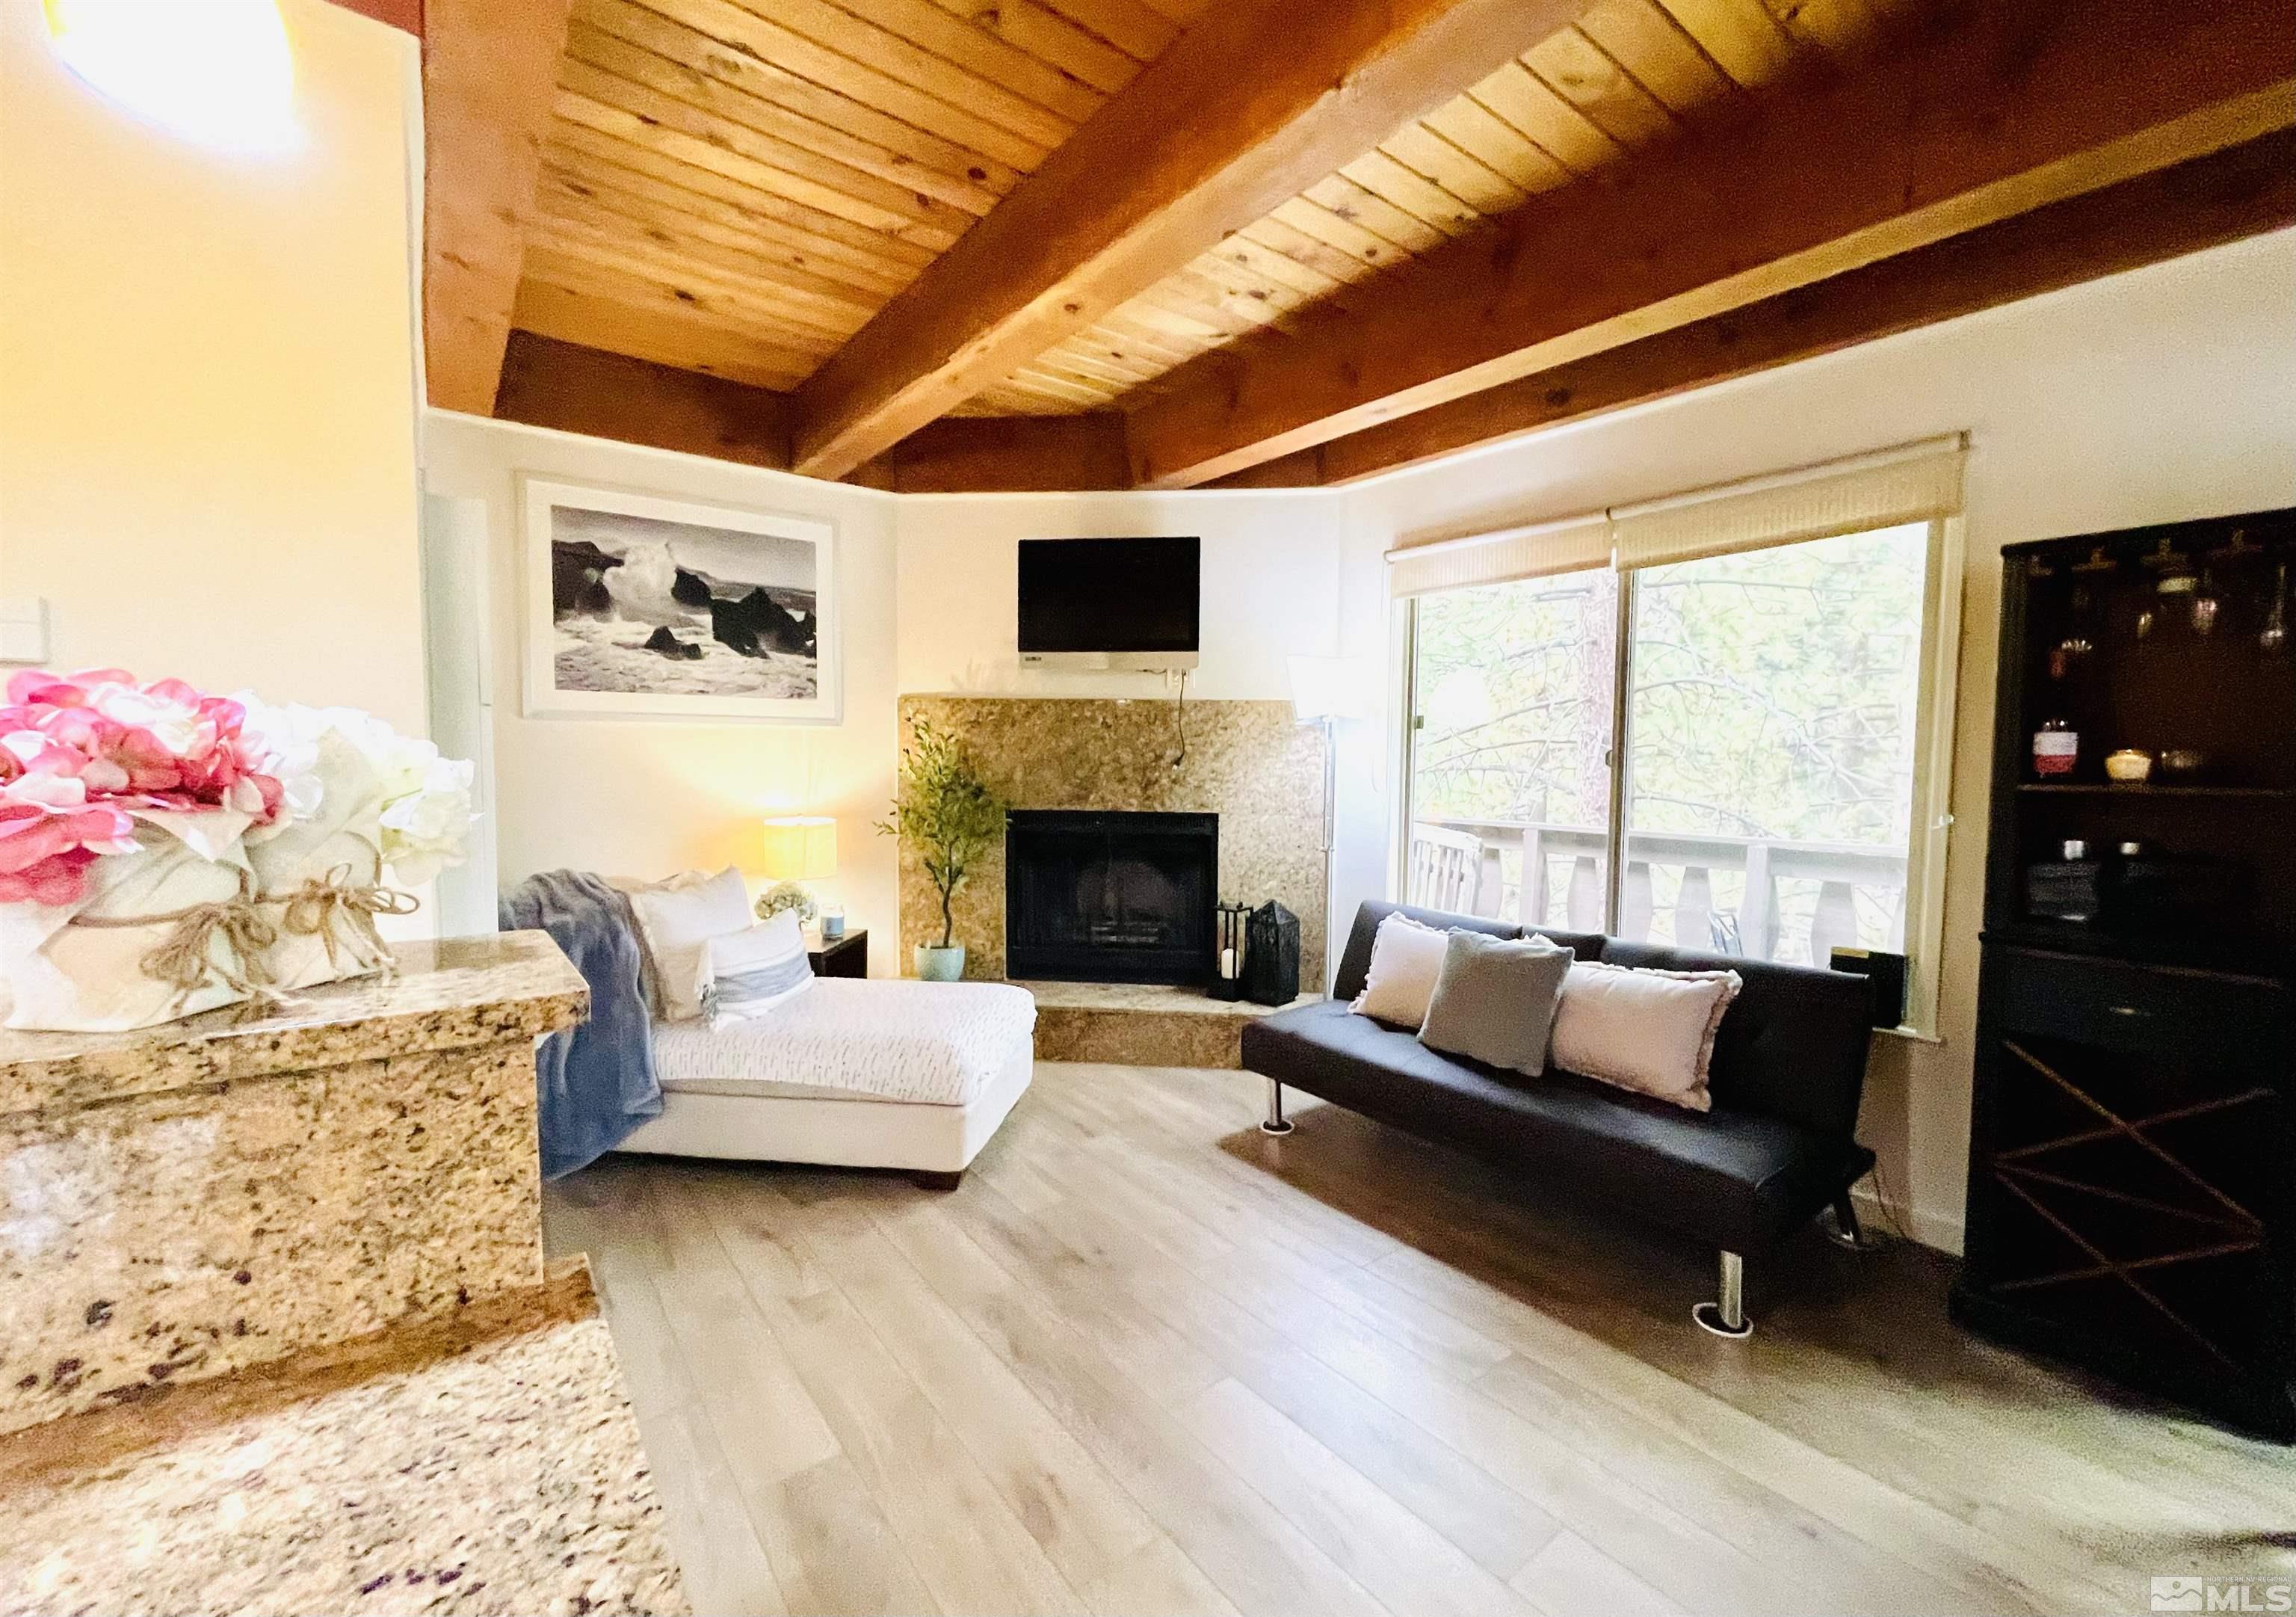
[{"x1": 878, "y1": 719, "x2": 1007, "y2": 981}]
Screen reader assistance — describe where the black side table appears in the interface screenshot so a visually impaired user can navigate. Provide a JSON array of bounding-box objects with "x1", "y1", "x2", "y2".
[{"x1": 807, "y1": 929, "x2": 867, "y2": 979}]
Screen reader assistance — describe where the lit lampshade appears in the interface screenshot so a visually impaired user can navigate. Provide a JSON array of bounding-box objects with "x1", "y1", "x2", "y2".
[
  {"x1": 43, "y1": 0, "x2": 297, "y2": 153},
  {"x1": 758, "y1": 816, "x2": 837, "y2": 881}
]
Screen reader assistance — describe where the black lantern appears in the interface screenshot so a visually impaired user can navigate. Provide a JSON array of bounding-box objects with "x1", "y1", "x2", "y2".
[
  {"x1": 1208, "y1": 902, "x2": 1249, "y2": 1001},
  {"x1": 1241, "y1": 900, "x2": 1300, "y2": 1007}
]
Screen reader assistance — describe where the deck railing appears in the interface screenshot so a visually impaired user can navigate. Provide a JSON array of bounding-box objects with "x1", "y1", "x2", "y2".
[{"x1": 1412, "y1": 816, "x2": 1907, "y2": 965}]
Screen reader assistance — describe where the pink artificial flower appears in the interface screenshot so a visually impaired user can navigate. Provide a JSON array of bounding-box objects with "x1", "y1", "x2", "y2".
[
  {"x1": 0, "y1": 668, "x2": 282, "y2": 825},
  {"x1": 0, "y1": 669, "x2": 284, "y2": 904},
  {"x1": 4, "y1": 668, "x2": 132, "y2": 709},
  {"x1": 0, "y1": 784, "x2": 138, "y2": 907}
]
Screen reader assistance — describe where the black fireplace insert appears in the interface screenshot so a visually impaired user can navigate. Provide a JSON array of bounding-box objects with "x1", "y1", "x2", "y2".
[{"x1": 1005, "y1": 810, "x2": 1218, "y2": 983}]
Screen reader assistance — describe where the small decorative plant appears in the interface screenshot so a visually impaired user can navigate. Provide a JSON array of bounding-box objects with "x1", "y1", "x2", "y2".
[{"x1": 877, "y1": 719, "x2": 1005, "y2": 978}]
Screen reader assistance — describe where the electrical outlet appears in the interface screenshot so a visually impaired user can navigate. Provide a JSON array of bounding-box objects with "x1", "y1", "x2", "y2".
[{"x1": 0, "y1": 598, "x2": 49, "y2": 665}]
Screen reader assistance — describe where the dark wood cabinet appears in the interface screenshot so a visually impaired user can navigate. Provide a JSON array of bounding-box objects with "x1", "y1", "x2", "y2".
[{"x1": 1954, "y1": 509, "x2": 2295, "y2": 1441}]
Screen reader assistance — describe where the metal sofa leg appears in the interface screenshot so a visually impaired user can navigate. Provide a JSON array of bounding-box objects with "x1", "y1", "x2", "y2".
[
  {"x1": 1259, "y1": 1077, "x2": 1295, "y2": 1136},
  {"x1": 1824, "y1": 1190, "x2": 1880, "y2": 1251},
  {"x1": 1693, "y1": 1250, "x2": 1753, "y2": 1338}
]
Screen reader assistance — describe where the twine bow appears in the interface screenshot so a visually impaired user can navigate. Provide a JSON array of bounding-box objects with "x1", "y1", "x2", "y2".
[
  {"x1": 266, "y1": 863, "x2": 419, "y2": 976},
  {"x1": 70, "y1": 868, "x2": 286, "y2": 1020}
]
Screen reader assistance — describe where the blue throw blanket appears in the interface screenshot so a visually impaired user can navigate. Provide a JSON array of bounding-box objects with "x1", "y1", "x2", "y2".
[{"x1": 499, "y1": 869, "x2": 662, "y2": 1180}]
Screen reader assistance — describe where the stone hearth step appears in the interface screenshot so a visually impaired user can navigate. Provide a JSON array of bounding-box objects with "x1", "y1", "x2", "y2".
[{"x1": 1018, "y1": 980, "x2": 1320, "y2": 1069}]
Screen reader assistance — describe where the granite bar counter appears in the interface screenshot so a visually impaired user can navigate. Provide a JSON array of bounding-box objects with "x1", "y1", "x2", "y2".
[
  {"x1": 0, "y1": 1263, "x2": 685, "y2": 1617},
  {"x1": 0, "y1": 932, "x2": 587, "y2": 1433},
  {"x1": 0, "y1": 931, "x2": 689, "y2": 1616}
]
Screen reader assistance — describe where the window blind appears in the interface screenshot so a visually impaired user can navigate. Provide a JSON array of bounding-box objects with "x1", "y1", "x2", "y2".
[
  {"x1": 1608, "y1": 434, "x2": 1966, "y2": 573},
  {"x1": 1385, "y1": 513, "x2": 1611, "y2": 598}
]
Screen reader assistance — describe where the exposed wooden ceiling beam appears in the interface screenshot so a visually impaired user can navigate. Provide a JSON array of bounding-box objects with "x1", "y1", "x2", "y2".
[
  {"x1": 321, "y1": 0, "x2": 422, "y2": 37},
  {"x1": 1214, "y1": 132, "x2": 2296, "y2": 488},
  {"x1": 850, "y1": 415, "x2": 1132, "y2": 494},
  {"x1": 493, "y1": 334, "x2": 1132, "y2": 492},
  {"x1": 421, "y1": 0, "x2": 576, "y2": 415},
  {"x1": 1126, "y1": 0, "x2": 2296, "y2": 489},
  {"x1": 786, "y1": 0, "x2": 1598, "y2": 481},
  {"x1": 495, "y1": 333, "x2": 792, "y2": 469}
]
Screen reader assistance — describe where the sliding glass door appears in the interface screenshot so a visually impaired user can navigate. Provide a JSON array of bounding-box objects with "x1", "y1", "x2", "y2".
[{"x1": 1406, "y1": 521, "x2": 1942, "y2": 972}]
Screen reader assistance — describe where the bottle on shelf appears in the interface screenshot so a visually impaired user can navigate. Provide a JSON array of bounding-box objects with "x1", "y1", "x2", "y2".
[{"x1": 2031, "y1": 717, "x2": 2079, "y2": 780}]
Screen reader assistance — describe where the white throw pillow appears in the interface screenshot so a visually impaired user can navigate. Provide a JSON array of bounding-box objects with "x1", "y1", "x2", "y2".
[
  {"x1": 629, "y1": 866, "x2": 753, "y2": 1021},
  {"x1": 697, "y1": 911, "x2": 812, "y2": 1025},
  {"x1": 1547, "y1": 960, "x2": 1743, "y2": 1112},
  {"x1": 1350, "y1": 913, "x2": 1452, "y2": 1027}
]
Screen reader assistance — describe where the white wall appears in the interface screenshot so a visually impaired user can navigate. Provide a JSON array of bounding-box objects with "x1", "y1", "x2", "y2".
[
  {"x1": 419, "y1": 414, "x2": 902, "y2": 967},
  {"x1": 893, "y1": 489, "x2": 1351, "y2": 700},
  {"x1": 893, "y1": 487, "x2": 1377, "y2": 975},
  {"x1": 1345, "y1": 229, "x2": 2296, "y2": 1250},
  {"x1": 0, "y1": 0, "x2": 426, "y2": 735}
]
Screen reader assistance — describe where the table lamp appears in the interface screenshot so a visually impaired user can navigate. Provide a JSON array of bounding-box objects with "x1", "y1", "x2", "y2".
[{"x1": 758, "y1": 815, "x2": 838, "y2": 932}]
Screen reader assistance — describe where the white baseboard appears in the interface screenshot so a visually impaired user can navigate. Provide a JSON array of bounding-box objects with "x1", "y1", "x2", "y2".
[{"x1": 1851, "y1": 1183, "x2": 1963, "y2": 1256}]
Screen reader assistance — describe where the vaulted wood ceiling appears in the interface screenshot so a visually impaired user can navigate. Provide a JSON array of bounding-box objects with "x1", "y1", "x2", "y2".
[{"x1": 419, "y1": 0, "x2": 2296, "y2": 490}]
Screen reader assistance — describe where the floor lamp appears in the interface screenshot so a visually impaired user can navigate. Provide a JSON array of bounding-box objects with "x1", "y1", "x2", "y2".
[{"x1": 1288, "y1": 654, "x2": 1371, "y2": 984}]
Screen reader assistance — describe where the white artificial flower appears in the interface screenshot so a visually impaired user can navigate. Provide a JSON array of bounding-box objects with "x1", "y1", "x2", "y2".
[
  {"x1": 234, "y1": 698, "x2": 330, "y2": 820},
  {"x1": 377, "y1": 754, "x2": 474, "y2": 884},
  {"x1": 235, "y1": 698, "x2": 475, "y2": 882}
]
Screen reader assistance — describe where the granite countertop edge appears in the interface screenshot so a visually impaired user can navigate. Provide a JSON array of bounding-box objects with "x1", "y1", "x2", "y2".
[{"x1": 0, "y1": 931, "x2": 587, "y2": 1118}]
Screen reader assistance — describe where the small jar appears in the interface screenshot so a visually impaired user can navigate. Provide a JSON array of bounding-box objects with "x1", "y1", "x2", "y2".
[
  {"x1": 821, "y1": 905, "x2": 847, "y2": 940},
  {"x1": 2033, "y1": 718, "x2": 2079, "y2": 779}
]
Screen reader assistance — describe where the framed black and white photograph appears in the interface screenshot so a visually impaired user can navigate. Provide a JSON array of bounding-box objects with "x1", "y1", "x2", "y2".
[{"x1": 520, "y1": 477, "x2": 838, "y2": 722}]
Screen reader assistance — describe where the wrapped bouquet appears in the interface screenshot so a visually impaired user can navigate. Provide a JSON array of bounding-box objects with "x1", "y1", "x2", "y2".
[{"x1": 0, "y1": 669, "x2": 472, "y2": 1032}]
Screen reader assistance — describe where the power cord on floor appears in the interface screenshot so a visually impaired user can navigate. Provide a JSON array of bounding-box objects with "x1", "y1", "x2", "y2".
[{"x1": 1857, "y1": 1154, "x2": 1919, "y2": 1247}]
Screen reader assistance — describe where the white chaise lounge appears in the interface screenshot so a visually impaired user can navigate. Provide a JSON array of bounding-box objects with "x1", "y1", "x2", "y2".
[{"x1": 614, "y1": 976, "x2": 1037, "y2": 1186}]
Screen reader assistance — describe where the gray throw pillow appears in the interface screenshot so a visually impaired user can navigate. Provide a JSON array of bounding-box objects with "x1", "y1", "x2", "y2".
[{"x1": 1416, "y1": 929, "x2": 1574, "y2": 1077}]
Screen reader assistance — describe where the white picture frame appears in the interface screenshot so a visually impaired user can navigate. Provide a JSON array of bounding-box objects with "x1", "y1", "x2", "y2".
[{"x1": 519, "y1": 476, "x2": 839, "y2": 723}]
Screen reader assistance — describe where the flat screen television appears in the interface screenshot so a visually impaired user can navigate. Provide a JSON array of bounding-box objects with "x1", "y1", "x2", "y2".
[{"x1": 1017, "y1": 536, "x2": 1200, "y2": 671}]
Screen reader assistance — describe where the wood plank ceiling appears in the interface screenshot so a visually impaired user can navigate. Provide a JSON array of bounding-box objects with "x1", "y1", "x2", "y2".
[
  {"x1": 517, "y1": 0, "x2": 1207, "y2": 400},
  {"x1": 429, "y1": 0, "x2": 2296, "y2": 487},
  {"x1": 996, "y1": 0, "x2": 1898, "y2": 419},
  {"x1": 514, "y1": 0, "x2": 1882, "y2": 413}
]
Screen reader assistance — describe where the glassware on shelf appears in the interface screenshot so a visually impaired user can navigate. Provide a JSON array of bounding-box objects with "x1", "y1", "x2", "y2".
[
  {"x1": 2191, "y1": 569, "x2": 2221, "y2": 636},
  {"x1": 2262, "y1": 563, "x2": 2289, "y2": 655},
  {"x1": 2050, "y1": 582, "x2": 2095, "y2": 677}
]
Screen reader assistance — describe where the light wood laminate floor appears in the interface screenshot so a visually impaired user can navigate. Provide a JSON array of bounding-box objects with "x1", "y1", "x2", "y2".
[{"x1": 543, "y1": 1063, "x2": 2295, "y2": 1617}]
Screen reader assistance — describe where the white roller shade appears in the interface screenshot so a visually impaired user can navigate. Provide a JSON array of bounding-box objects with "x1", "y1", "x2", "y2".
[
  {"x1": 1386, "y1": 513, "x2": 1611, "y2": 598},
  {"x1": 1610, "y1": 434, "x2": 1966, "y2": 573}
]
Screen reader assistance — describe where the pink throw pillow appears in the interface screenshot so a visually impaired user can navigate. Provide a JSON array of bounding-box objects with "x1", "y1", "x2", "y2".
[{"x1": 1548, "y1": 961, "x2": 1742, "y2": 1112}]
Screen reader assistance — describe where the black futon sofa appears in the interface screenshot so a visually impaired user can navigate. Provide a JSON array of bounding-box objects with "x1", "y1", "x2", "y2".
[{"x1": 1241, "y1": 900, "x2": 1877, "y2": 1336}]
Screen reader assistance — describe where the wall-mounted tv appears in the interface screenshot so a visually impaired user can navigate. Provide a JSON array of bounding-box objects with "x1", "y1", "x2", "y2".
[{"x1": 1017, "y1": 536, "x2": 1200, "y2": 671}]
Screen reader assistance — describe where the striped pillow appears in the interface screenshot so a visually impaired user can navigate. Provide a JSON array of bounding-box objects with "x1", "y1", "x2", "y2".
[{"x1": 697, "y1": 911, "x2": 813, "y2": 1025}]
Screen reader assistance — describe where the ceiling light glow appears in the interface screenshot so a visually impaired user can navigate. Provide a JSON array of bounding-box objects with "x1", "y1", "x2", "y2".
[{"x1": 43, "y1": 0, "x2": 297, "y2": 154}]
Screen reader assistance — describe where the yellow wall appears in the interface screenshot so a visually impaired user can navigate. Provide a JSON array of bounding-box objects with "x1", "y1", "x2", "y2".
[{"x1": 0, "y1": 0, "x2": 426, "y2": 734}]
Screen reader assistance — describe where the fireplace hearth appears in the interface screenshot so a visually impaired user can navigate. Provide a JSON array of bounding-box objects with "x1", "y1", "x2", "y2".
[{"x1": 1006, "y1": 810, "x2": 1217, "y2": 983}]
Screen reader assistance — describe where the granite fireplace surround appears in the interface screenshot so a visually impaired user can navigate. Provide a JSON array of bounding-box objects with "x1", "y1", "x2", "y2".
[{"x1": 897, "y1": 697, "x2": 1328, "y2": 1044}]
